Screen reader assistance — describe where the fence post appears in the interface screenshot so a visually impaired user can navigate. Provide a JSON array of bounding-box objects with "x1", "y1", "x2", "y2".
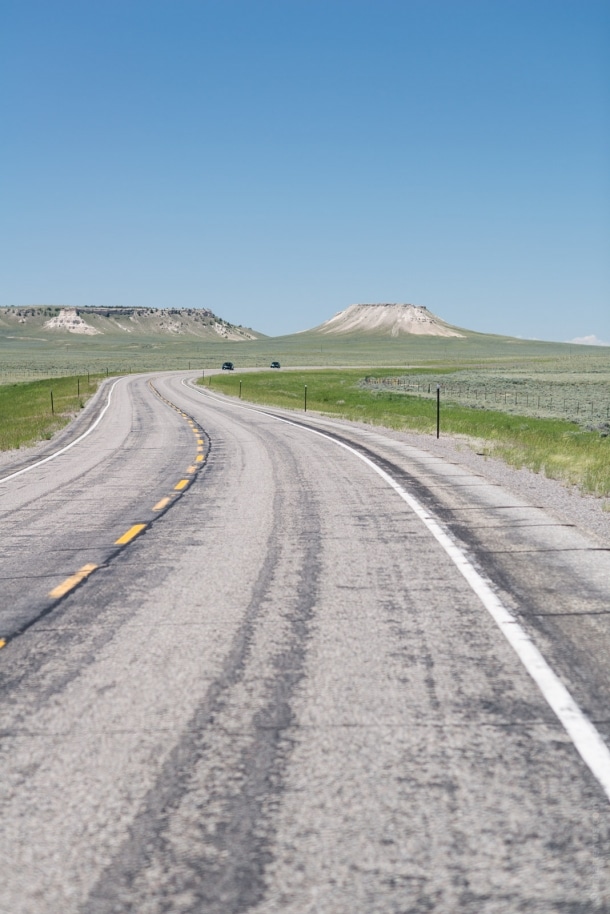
[{"x1": 436, "y1": 385, "x2": 440, "y2": 439}]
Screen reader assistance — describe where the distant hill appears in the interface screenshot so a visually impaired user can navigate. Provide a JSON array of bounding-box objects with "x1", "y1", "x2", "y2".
[
  {"x1": 0, "y1": 306, "x2": 265, "y2": 342},
  {"x1": 309, "y1": 303, "x2": 465, "y2": 338}
]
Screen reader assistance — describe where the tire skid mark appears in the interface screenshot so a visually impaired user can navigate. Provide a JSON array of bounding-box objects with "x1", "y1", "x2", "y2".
[
  {"x1": 262, "y1": 414, "x2": 610, "y2": 804},
  {"x1": 85, "y1": 440, "x2": 322, "y2": 914},
  {"x1": 0, "y1": 382, "x2": 211, "y2": 649},
  {"x1": 194, "y1": 390, "x2": 610, "y2": 803}
]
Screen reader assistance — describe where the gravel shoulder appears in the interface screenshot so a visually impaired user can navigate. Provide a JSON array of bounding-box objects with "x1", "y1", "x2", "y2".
[
  {"x1": 3, "y1": 390, "x2": 609, "y2": 547},
  {"x1": 310, "y1": 416, "x2": 610, "y2": 548}
]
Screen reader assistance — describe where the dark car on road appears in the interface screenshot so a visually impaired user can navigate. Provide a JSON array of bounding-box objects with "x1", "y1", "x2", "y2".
[
  {"x1": 270, "y1": 361, "x2": 281, "y2": 369},
  {"x1": 222, "y1": 361, "x2": 234, "y2": 371}
]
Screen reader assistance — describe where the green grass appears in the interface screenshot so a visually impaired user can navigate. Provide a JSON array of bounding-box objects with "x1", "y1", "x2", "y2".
[
  {"x1": 2, "y1": 316, "x2": 609, "y2": 379},
  {"x1": 2, "y1": 331, "x2": 609, "y2": 498},
  {"x1": 204, "y1": 368, "x2": 610, "y2": 497},
  {"x1": 0, "y1": 375, "x2": 101, "y2": 451}
]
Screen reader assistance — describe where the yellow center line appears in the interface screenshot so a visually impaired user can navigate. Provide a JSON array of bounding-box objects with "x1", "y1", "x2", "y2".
[
  {"x1": 0, "y1": 639, "x2": 6, "y2": 649},
  {"x1": 196, "y1": 454, "x2": 204, "y2": 462},
  {"x1": 115, "y1": 523, "x2": 147, "y2": 545},
  {"x1": 49, "y1": 562, "x2": 98, "y2": 599},
  {"x1": 186, "y1": 465, "x2": 197, "y2": 474},
  {"x1": 153, "y1": 496, "x2": 172, "y2": 511},
  {"x1": 174, "y1": 479, "x2": 189, "y2": 491}
]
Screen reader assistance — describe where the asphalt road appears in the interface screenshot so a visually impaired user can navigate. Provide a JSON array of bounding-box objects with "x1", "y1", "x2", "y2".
[{"x1": 1, "y1": 371, "x2": 610, "y2": 913}]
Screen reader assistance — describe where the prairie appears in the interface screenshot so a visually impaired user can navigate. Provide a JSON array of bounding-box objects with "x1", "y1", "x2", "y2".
[
  {"x1": 0, "y1": 374, "x2": 101, "y2": 451},
  {"x1": 206, "y1": 364, "x2": 610, "y2": 497},
  {"x1": 1, "y1": 317, "x2": 609, "y2": 496}
]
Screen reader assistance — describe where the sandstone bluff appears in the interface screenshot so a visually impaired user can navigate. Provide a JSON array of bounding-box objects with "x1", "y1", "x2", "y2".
[{"x1": 314, "y1": 303, "x2": 464, "y2": 338}]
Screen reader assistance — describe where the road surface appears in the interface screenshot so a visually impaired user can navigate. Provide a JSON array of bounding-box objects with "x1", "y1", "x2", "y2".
[{"x1": 1, "y1": 371, "x2": 610, "y2": 912}]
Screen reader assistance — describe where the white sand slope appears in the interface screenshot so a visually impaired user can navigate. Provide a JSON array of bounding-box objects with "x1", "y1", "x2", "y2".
[
  {"x1": 316, "y1": 303, "x2": 464, "y2": 338},
  {"x1": 43, "y1": 308, "x2": 100, "y2": 335}
]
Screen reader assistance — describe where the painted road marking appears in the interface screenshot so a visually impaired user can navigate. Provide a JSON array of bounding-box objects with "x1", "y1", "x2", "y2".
[
  {"x1": 186, "y1": 465, "x2": 197, "y2": 474},
  {"x1": 49, "y1": 563, "x2": 98, "y2": 599},
  {"x1": 193, "y1": 383, "x2": 610, "y2": 805},
  {"x1": 1, "y1": 379, "x2": 122, "y2": 483},
  {"x1": 293, "y1": 419, "x2": 610, "y2": 803},
  {"x1": 0, "y1": 639, "x2": 6, "y2": 649},
  {"x1": 115, "y1": 523, "x2": 147, "y2": 545},
  {"x1": 196, "y1": 454, "x2": 204, "y2": 462},
  {"x1": 0, "y1": 383, "x2": 204, "y2": 627}
]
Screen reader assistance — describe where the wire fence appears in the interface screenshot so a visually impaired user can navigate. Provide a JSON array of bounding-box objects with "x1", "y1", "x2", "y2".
[{"x1": 362, "y1": 375, "x2": 610, "y2": 429}]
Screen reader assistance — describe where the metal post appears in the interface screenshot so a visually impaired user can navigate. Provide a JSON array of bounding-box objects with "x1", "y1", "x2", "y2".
[
  {"x1": 51, "y1": 391, "x2": 54, "y2": 414},
  {"x1": 239, "y1": 380, "x2": 242, "y2": 399},
  {"x1": 304, "y1": 385, "x2": 308, "y2": 412},
  {"x1": 77, "y1": 377, "x2": 80, "y2": 397},
  {"x1": 436, "y1": 385, "x2": 440, "y2": 439}
]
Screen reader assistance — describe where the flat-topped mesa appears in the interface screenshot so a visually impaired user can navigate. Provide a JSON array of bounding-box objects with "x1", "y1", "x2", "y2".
[
  {"x1": 315, "y1": 303, "x2": 464, "y2": 338},
  {"x1": 0, "y1": 305, "x2": 264, "y2": 340}
]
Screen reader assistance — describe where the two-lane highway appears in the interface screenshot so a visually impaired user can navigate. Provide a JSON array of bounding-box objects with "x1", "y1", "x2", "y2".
[
  {"x1": 1, "y1": 371, "x2": 609, "y2": 912},
  {"x1": 0, "y1": 375, "x2": 207, "y2": 642}
]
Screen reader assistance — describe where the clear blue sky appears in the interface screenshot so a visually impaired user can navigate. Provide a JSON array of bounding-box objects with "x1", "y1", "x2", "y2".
[{"x1": 2, "y1": 0, "x2": 609, "y2": 342}]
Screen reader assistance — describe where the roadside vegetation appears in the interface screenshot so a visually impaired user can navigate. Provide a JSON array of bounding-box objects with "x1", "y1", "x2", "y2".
[
  {"x1": 2, "y1": 327, "x2": 608, "y2": 499},
  {"x1": 205, "y1": 368, "x2": 610, "y2": 497},
  {"x1": 0, "y1": 375, "x2": 101, "y2": 451}
]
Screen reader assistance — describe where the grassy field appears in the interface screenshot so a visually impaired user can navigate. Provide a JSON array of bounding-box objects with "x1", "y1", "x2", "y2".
[
  {"x1": 2, "y1": 324, "x2": 609, "y2": 498},
  {"x1": 2, "y1": 319, "x2": 609, "y2": 379},
  {"x1": 204, "y1": 367, "x2": 610, "y2": 498},
  {"x1": 0, "y1": 375, "x2": 101, "y2": 451},
  {"x1": 363, "y1": 367, "x2": 610, "y2": 431}
]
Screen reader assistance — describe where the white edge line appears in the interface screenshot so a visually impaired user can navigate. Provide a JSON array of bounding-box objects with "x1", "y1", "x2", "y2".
[
  {"x1": 1, "y1": 378, "x2": 123, "y2": 483},
  {"x1": 189, "y1": 381, "x2": 610, "y2": 802}
]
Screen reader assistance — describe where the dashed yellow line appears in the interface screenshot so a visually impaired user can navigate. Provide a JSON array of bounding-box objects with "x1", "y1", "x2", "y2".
[
  {"x1": 0, "y1": 639, "x2": 6, "y2": 649},
  {"x1": 115, "y1": 523, "x2": 147, "y2": 545},
  {"x1": 49, "y1": 563, "x2": 98, "y2": 599},
  {"x1": 27, "y1": 386, "x2": 208, "y2": 624}
]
